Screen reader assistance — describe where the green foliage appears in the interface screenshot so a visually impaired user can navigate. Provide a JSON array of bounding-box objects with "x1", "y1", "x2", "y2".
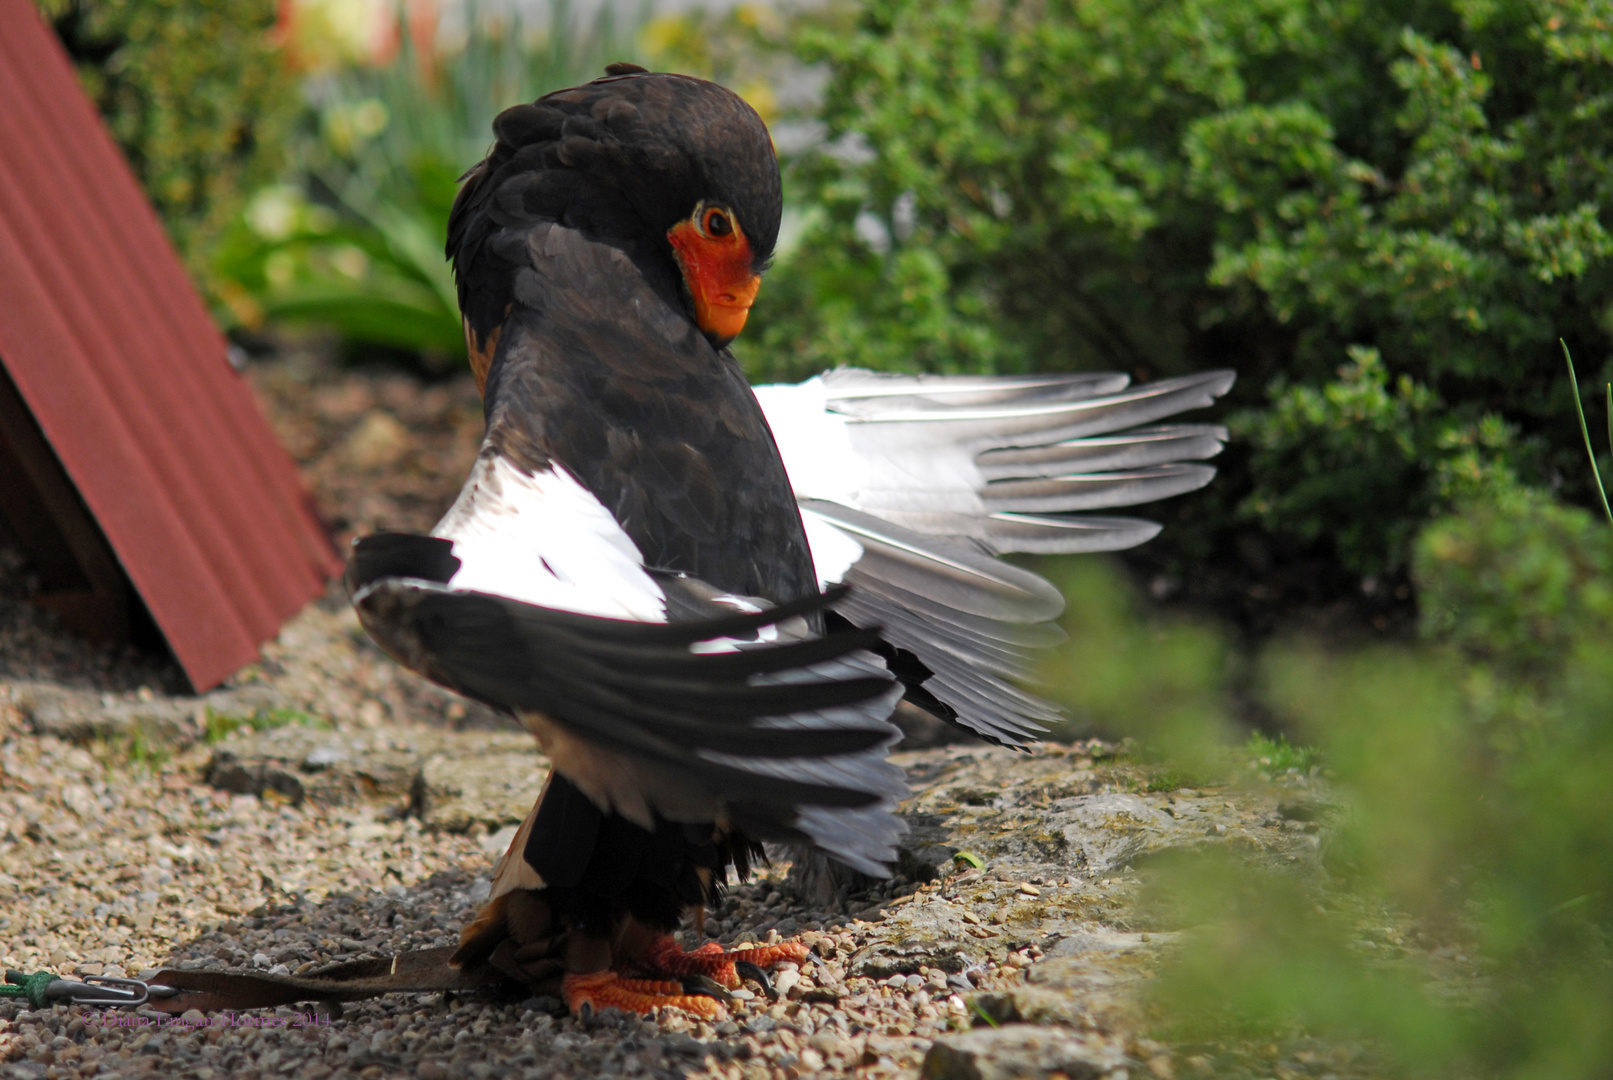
[
  {"x1": 1243, "y1": 731, "x2": 1322, "y2": 779},
  {"x1": 215, "y1": 2, "x2": 645, "y2": 364},
  {"x1": 1046, "y1": 494, "x2": 1613, "y2": 1076},
  {"x1": 94, "y1": 727, "x2": 173, "y2": 770},
  {"x1": 1046, "y1": 557, "x2": 1236, "y2": 769},
  {"x1": 1415, "y1": 488, "x2": 1613, "y2": 673},
  {"x1": 202, "y1": 705, "x2": 326, "y2": 744},
  {"x1": 750, "y1": 0, "x2": 1613, "y2": 582},
  {"x1": 1239, "y1": 346, "x2": 1522, "y2": 574},
  {"x1": 38, "y1": 0, "x2": 297, "y2": 295}
]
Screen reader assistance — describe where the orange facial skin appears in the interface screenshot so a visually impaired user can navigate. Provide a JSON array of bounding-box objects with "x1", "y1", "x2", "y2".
[{"x1": 667, "y1": 202, "x2": 762, "y2": 345}]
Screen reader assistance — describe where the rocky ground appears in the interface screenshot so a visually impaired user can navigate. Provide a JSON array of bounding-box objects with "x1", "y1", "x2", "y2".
[{"x1": 0, "y1": 349, "x2": 1367, "y2": 1080}]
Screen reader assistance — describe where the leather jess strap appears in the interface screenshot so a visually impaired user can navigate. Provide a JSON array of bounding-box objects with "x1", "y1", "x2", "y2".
[{"x1": 145, "y1": 948, "x2": 506, "y2": 1014}]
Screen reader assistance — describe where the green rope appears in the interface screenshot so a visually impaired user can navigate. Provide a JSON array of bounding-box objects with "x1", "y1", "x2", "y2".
[{"x1": 1, "y1": 971, "x2": 58, "y2": 1008}]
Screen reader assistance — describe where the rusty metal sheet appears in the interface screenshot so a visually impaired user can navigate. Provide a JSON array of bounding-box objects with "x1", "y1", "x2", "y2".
[{"x1": 0, "y1": 0, "x2": 341, "y2": 690}]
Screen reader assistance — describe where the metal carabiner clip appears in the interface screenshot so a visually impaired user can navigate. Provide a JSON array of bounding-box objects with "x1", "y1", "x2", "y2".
[
  {"x1": 43, "y1": 976, "x2": 179, "y2": 1008},
  {"x1": 44, "y1": 976, "x2": 148, "y2": 1007}
]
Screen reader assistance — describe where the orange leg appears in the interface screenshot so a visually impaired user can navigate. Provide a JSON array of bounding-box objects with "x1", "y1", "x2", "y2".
[
  {"x1": 562, "y1": 971, "x2": 726, "y2": 1020},
  {"x1": 635, "y1": 935, "x2": 811, "y2": 990}
]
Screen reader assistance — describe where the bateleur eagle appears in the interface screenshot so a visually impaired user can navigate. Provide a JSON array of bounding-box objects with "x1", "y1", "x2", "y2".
[{"x1": 345, "y1": 66, "x2": 1234, "y2": 1019}]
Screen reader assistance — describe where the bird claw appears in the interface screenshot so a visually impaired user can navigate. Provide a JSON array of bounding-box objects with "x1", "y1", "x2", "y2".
[
  {"x1": 562, "y1": 971, "x2": 726, "y2": 1021},
  {"x1": 631, "y1": 934, "x2": 811, "y2": 999},
  {"x1": 734, "y1": 960, "x2": 776, "y2": 1001},
  {"x1": 681, "y1": 974, "x2": 733, "y2": 1004}
]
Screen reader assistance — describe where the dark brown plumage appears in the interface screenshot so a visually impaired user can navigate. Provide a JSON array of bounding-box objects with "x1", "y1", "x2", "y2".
[
  {"x1": 347, "y1": 71, "x2": 902, "y2": 1016},
  {"x1": 349, "y1": 67, "x2": 1233, "y2": 1018},
  {"x1": 449, "y1": 73, "x2": 782, "y2": 352}
]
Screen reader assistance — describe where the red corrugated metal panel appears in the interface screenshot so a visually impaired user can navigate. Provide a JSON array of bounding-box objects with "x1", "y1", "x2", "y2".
[{"x1": 0, "y1": 0, "x2": 342, "y2": 690}]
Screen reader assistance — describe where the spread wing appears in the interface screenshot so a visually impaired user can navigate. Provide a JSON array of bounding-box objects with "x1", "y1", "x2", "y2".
[
  {"x1": 348, "y1": 450, "x2": 907, "y2": 875},
  {"x1": 755, "y1": 368, "x2": 1236, "y2": 746}
]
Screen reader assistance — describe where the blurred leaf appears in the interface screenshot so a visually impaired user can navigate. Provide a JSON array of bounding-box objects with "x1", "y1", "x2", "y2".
[
  {"x1": 1414, "y1": 488, "x2": 1613, "y2": 675},
  {"x1": 1039, "y1": 491, "x2": 1613, "y2": 1076},
  {"x1": 1043, "y1": 557, "x2": 1237, "y2": 773},
  {"x1": 217, "y1": 0, "x2": 650, "y2": 364}
]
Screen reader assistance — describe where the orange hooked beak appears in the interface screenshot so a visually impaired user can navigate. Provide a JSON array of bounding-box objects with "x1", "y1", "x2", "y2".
[{"x1": 667, "y1": 203, "x2": 761, "y2": 344}]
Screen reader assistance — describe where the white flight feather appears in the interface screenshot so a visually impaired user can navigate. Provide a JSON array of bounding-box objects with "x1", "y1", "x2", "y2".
[
  {"x1": 801, "y1": 506, "x2": 864, "y2": 588},
  {"x1": 431, "y1": 454, "x2": 667, "y2": 621},
  {"x1": 754, "y1": 376, "x2": 987, "y2": 518},
  {"x1": 751, "y1": 378, "x2": 868, "y2": 504}
]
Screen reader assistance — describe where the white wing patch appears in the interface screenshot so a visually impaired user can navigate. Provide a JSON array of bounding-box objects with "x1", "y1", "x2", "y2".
[
  {"x1": 431, "y1": 453, "x2": 667, "y2": 621},
  {"x1": 751, "y1": 378, "x2": 867, "y2": 505},
  {"x1": 801, "y1": 506, "x2": 865, "y2": 588}
]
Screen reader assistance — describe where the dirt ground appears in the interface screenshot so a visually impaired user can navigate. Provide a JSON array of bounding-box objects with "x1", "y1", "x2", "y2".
[{"x1": 0, "y1": 348, "x2": 1361, "y2": 1080}]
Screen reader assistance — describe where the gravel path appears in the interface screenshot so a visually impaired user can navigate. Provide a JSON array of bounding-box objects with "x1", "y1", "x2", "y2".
[
  {"x1": 0, "y1": 653, "x2": 1319, "y2": 1080},
  {"x1": 0, "y1": 350, "x2": 1360, "y2": 1080}
]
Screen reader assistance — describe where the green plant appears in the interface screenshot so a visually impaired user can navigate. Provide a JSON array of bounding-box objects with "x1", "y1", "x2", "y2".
[
  {"x1": 203, "y1": 704, "x2": 327, "y2": 743},
  {"x1": 1243, "y1": 731, "x2": 1321, "y2": 779},
  {"x1": 1045, "y1": 494, "x2": 1613, "y2": 1077},
  {"x1": 1563, "y1": 341, "x2": 1613, "y2": 526},
  {"x1": 1238, "y1": 346, "x2": 1522, "y2": 575},
  {"x1": 1045, "y1": 556, "x2": 1236, "y2": 769},
  {"x1": 94, "y1": 727, "x2": 173, "y2": 770},
  {"x1": 37, "y1": 0, "x2": 297, "y2": 296},
  {"x1": 750, "y1": 0, "x2": 1613, "y2": 597},
  {"x1": 1415, "y1": 487, "x2": 1613, "y2": 675},
  {"x1": 216, "y1": 1, "x2": 647, "y2": 365}
]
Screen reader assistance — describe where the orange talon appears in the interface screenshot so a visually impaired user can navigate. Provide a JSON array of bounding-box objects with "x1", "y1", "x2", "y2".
[
  {"x1": 735, "y1": 941, "x2": 811, "y2": 967},
  {"x1": 640, "y1": 934, "x2": 739, "y2": 987},
  {"x1": 633, "y1": 934, "x2": 812, "y2": 991},
  {"x1": 562, "y1": 971, "x2": 726, "y2": 1020}
]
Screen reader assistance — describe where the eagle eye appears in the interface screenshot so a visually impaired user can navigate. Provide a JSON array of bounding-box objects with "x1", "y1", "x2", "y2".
[{"x1": 703, "y1": 208, "x2": 733, "y2": 238}]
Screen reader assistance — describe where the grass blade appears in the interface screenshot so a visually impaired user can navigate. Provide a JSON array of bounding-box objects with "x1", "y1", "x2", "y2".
[{"x1": 1562, "y1": 339, "x2": 1613, "y2": 527}]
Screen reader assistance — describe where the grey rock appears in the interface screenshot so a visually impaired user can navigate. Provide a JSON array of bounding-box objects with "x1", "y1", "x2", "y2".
[
  {"x1": 901, "y1": 844, "x2": 961, "y2": 883},
  {"x1": 14, "y1": 681, "x2": 204, "y2": 745},
  {"x1": 921, "y1": 1026, "x2": 1126, "y2": 1080},
  {"x1": 1039, "y1": 929, "x2": 1158, "y2": 963},
  {"x1": 1047, "y1": 792, "x2": 1178, "y2": 874},
  {"x1": 207, "y1": 726, "x2": 416, "y2": 806},
  {"x1": 411, "y1": 740, "x2": 547, "y2": 832},
  {"x1": 205, "y1": 726, "x2": 542, "y2": 814},
  {"x1": 850, "y1": 897, "x2": 992, "y2": 977},
  {"x1": 303, "y1": 744, "x2": 348, "y2": 769},
  {"x1": 210, "y1": 758, "x2": 309, "y2": 803},
  {"x1": 663, "y1": 1033, "x2": 707, "y2": 1056},
  {"x1": 897, "y1": 811, "x2": 963, "y2": 881}
]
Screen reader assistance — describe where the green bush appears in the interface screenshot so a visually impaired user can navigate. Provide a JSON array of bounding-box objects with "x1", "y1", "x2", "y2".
[
  {"x1": 38, "y1": 0, "x2": 296, "y2": 295},
  {"x1": 1045, "y1": 490, "x2": 1613, "y2": 1077},
  {"x1": 1416, "y1": 487, "x2": 1613, "y2": 673},
  {"x1": 1242, "y1": 346, "x2": 1523, "y2": 575},
  {"x1": 749, "y1": 0, "x2": 1613, "y2": 587}
]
